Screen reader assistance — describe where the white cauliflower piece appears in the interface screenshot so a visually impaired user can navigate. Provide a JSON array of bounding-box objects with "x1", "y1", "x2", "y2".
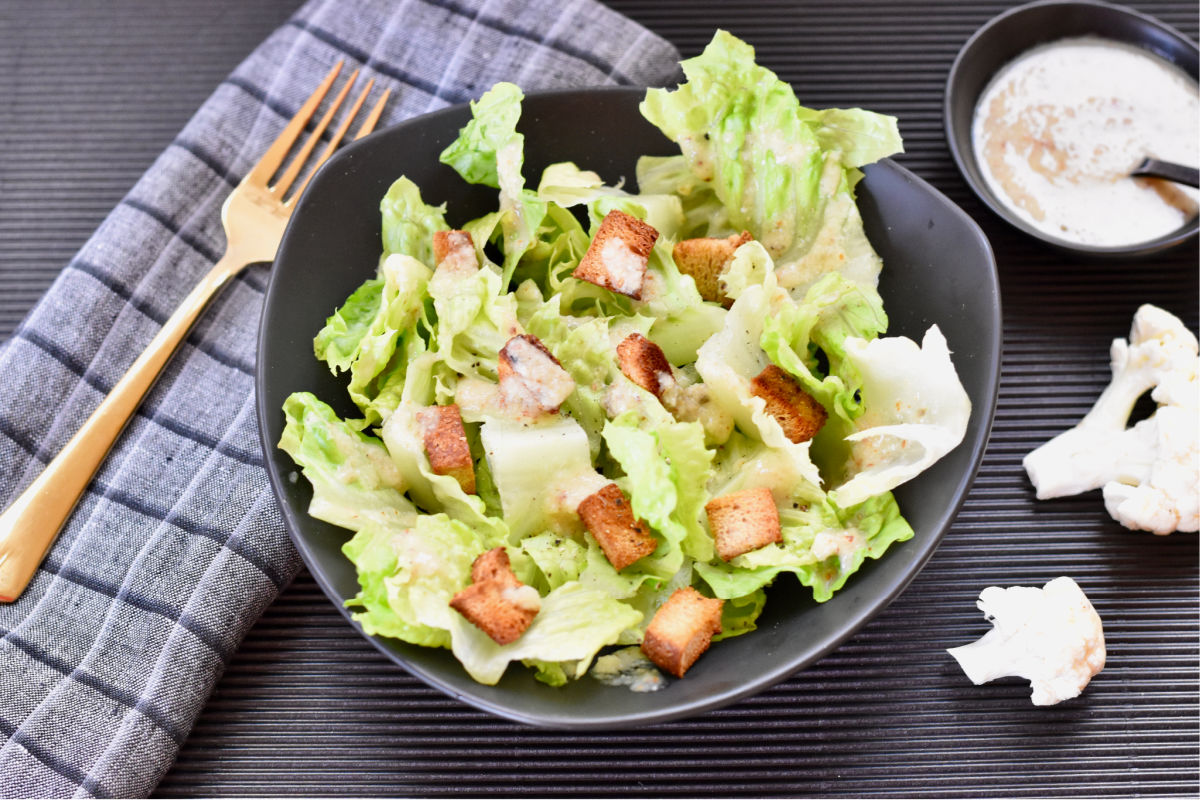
[
  {"x1": 947, "y1": 577, "x2": 1105, "y2": 706},
  {"x1": 1023, "y1": 304, "x2": 1199, "y2": 534}
]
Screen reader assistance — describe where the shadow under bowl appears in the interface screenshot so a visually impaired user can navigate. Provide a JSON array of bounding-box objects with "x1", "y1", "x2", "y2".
[{"x1": 945, "y1": 0, "x2": 1199, "y2": 258}]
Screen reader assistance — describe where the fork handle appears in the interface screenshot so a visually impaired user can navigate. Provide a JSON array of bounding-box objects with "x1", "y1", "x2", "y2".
[{"x1": 0, "y1": 252, "x2": 247, "y2": 602}]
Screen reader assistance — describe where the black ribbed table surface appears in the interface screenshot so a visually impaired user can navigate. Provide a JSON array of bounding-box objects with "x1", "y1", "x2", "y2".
[{"x1": 1, "y1": 1, "x2": 1197, "y2": 796}]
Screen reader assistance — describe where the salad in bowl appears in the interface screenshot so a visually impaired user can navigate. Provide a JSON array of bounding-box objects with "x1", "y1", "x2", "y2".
[{"x1": 276, "y1": 31, "x2": 972, "y2": 689}]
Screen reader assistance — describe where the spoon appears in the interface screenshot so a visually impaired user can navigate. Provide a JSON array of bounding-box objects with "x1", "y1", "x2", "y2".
[{"x1": 1131, "y1": 157, "x2": 1199, "y2": 188}]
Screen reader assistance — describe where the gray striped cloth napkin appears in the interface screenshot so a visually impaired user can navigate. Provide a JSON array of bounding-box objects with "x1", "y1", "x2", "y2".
[{"x1": 0, "y1": 1, "x2": 680, "y2": 796}]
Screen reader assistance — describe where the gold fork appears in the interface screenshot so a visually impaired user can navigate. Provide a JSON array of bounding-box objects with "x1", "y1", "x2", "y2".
[{"x1": 0, "y1": 62, "x2": 389, "y2": 603}]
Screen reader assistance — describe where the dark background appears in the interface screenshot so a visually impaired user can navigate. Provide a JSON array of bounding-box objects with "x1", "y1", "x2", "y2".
[{"x1": 0, "y1": 1, "x2": 1196, "y2": 796}]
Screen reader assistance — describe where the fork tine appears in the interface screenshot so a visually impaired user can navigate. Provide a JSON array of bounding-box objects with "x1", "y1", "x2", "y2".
[
  {"x1": 289, "y1": 78, "x2": 377, "y2": 203},
  {"x1": 272, "y1": 68, "x2": 360, "y2": 198},
  {"x1": 244, "y1": 61, "x2": 343, "y2": 188},
  {"x1": 353, "y1": 87, "x2": 391, "y2": 141}
]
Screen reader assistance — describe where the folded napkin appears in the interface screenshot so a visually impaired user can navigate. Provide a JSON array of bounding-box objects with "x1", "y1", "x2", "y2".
[{"x1": 0, "y1": 1, "x2": 680, "y2": 796}]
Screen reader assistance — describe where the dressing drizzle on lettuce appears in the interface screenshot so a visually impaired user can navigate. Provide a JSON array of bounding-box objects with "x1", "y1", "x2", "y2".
[{"x1": 278, "y1": 31, "x2": 968, "y2": 687}]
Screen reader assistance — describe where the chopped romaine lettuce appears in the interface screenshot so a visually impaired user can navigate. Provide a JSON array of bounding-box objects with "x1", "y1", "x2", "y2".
[
  {"x1": 380, "y1": 176, "x2": 448, "y2": 264},
  {"x1": 280, "y1": 392, "x2": 417, "y2": 534},
  {"x1": 640, "y1": 30, "x2": 902, "y2": 295},
  {"x1": 278, "y1": 31, "x2": 969, "y2": 688}
]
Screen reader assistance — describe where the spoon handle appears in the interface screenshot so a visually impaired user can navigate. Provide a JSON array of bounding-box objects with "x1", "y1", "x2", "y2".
[{"x1": 1132, "y1": 157, "x2": 1200, "y2": 188}]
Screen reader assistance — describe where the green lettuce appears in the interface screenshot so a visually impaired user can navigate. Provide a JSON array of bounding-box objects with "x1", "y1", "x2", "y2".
[
  {"x1": 635, "y1": 154, "x2": 729, "y2": 240},
  {"x1": 278, "y1": 392, "x2": 417, "y2": 534},
  {"x1": 796, "y1": 491, "x2": 913, "y2": 602},
  {"x1": 695, "y1": 491, "x2": 912, "y2": 603},
  {"x1": 603, "y1": 413, "x2": 716, "y2": 572},
  {"x1": 640, "y1": 30, "x2": 902, "y2": 294},
  {"x1": 446, "y1": 581, "x2": 642, "y2": 685},
  {"x1": 426, "y1": 262, "x2": 521, "y2": 384},
  {"x1": 440, "y1": 82, "x2": 548, "y2": 286},
  {"x1": 313, "y1": 253, "x2": 431, "y2": 425},
  {"x1": 378, "y1": 401, "x2": 507, "y2": 539},
  {"x1": 478, "y1": 415, "x2": 609, "y2": 541},
  {"x1": 380, "y1": 176, "x2": 448, "y2": 264},
  {"x1": 829, "y1": 325, "x2": 972, "y2": 506},
  {"x1": 273, "y1": 31, "x2": 975, "y2": 690},
  {"x1": 341, "y1": 520, "x2": 460, "y2": 647},
  {"x1": 760, "y1": 270, "x2": 888, "y2": 425}
]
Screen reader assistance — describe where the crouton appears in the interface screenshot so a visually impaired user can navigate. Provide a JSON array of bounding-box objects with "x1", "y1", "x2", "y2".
[
  {"x1": 432, "y1": 229, "x2": 478, "y2": 273},
  {"x1": 705, "y1": 487, "x2": 782, "y2": 561},
  {"x1": 573, "y1": 209, "x2": 658, "y2": 299},
  {"x1": 450, "y1": 548, "x2": 541, "y2": 645},
  {"x1": 416, "y1": 404, "x2": 475, "y2": 494},
  {"x1": 468, "y1": 546, "x2": 517, "y2": 585},
  {"x1": 749, "y1": 364, "x2": 828, "y2": 444},
  {"x1": 577, "y1": 483, "x2": 658, "y2": 570},
  {"x1": 672, "y1": 231, "x2": 753, "y2": 305},
  {"x1": 616, "y1": 333, "x2": 673, "y2": 399},
  {"x1": 640, "y1": 586, "x2": 724, "y2": 678},
  {"x1": 497, "y1": 334, "x2": 576, "y2": 415}
]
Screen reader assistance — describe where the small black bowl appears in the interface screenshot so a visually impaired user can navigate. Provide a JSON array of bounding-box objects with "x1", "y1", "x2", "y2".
[
  {"x1": 257, "y1": 87, "x2": 1001, "y2": 728},
  {"x1": 945, "y1": 0, "x2": 1199, "y2": 258}
]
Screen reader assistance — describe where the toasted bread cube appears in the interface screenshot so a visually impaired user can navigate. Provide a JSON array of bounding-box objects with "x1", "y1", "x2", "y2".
[
  {"x1": 615, "y1": 333, "x2": 673, "y2": 399},
  {"x1": 672, "y1": 231, "x2": 753, "y2": 305},
  {"x1": 432, "y1": 229, "x2": 478, "y2": 273},
  {"x1": 468, "y1": 546, "x2": 517, "y2": 586},
  {"x1": 706, "y1": 487, "x2": 782, "y2": 561},
  {"x1": 578, "y1": 483, "x2": 658, "y2": 570},
  {"x1": 573, "y1": 209, "x2": 658, "y2": 299},
  {"x1": 416, "y1": 404, "x2": 475, "y2": 495},
  {"x1": 498, "y1": 334, "x2": 576, "y2": 414},
  {"x1": 749, "y1": 365, "x2": 828, "y2": 444},
  {"x1": 641, "y1": 587, "x2": 724, "y2": 678},
  {"x1": 450, "y1": 548, "x2": 540, "y2": 645}
]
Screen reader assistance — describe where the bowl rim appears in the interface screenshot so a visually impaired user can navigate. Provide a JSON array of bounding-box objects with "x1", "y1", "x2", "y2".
[
  {"x1": 944, "y1": 0, "x2": 1200, "y2": 258},
  {"x1": 255, "y1": 85, "x2": 1002, "y2": 729}
]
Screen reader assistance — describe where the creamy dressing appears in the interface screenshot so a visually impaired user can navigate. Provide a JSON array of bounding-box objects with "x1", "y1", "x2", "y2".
[
  {"x1": 500, "y1": 584, "x2": 542, "y2": 614},
  {"x1": 810, "y1": 527, "x2": 865, "y2": 571},
  {"x1": 657, "y1": 370, "x2": 735, "y2": 444},
  {"x1": 499, "y1": 335, "x2": 576, "y2": 413},
  {"x1": 432, "y1": 230, "x2": 478, "y2": 276},
  {"x1": 972, "y1": 37, "x2": 1199, "y2": 246},
  {"x1": 598, "y1": 236, "x2": 647, "y2": 296}
]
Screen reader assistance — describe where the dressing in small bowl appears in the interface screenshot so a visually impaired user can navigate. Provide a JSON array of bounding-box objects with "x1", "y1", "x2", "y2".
[
  {"x1": 945, "y1": 0, "x2": 1200, "y2": 257},
  {"x1": 972, "y1": 36, "x2": 1198, "y2": 248}
]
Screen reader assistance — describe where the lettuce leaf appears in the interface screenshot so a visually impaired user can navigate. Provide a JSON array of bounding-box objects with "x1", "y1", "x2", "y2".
[
  {"x1": 445, "y1": 581, "x2": 642, "y2": 685},
  {"x1": 603, "y1": 413, "x2": 716, "y2": 570},
  {"x1": 640, "y1": 30, "x2": 902, "y2": 294},
  {"x1": 341, "y1": 518, "x2": 466, "y2": 647},
  {"x1": 313, "y1": 253, "x2": 431, "y2": 425},
  {"x1": 519, "y1": 531, "x2": 588, "y2": 593},
  {"x1": 695, "y1": 491, "x2": 912, "y2": 603},
  {"x1": 796, "y1": 491, "x2": 913, "y2": 602},
  {"x1": 760, "y1": 270, "x2": 888, "y2": 425},
  {"x1": 426, "y1": 262, "x2": 522, "y2": 384},
  {"x1": 635, "y1": 154, "x2": 730, "y2": 240},
  {"x1": 440, "y1": 82, "x2": 547, "y2": 286},
  {"x1": 380, "y1": 176, "x2": 449, "y2": 264},
  {"x1": 438, "y1": 82, "x2": 524, "y2": 189},
  {"x1": 479, "y1": 415, "x2": 609, "y2": 541},
  {"x1": 279, "y1": 392, "x2": 417, "y2": 534},
  {"x1": 379, "y1": 401, "x2": 506, "y2": 538},
  {"x1": 830, "y1": 325, "x2": 972, "y2": 506}
]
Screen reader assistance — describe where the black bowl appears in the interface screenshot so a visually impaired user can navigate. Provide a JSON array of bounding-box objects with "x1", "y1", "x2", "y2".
[
  {"x1": 945, "y1": 0, "x2": 1200, "y2": 258},
  {"x1": 256, "y1": 87, "x2": 1001, "y2": 729}
]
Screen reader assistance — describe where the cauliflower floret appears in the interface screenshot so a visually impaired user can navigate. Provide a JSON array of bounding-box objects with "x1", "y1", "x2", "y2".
[
  {"x1": 1023, "y1": 304, "x2": 1199, "y2": 534},
  {"x1": 947, "y1": 577, "x2": 1105, "y2": 706}
]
